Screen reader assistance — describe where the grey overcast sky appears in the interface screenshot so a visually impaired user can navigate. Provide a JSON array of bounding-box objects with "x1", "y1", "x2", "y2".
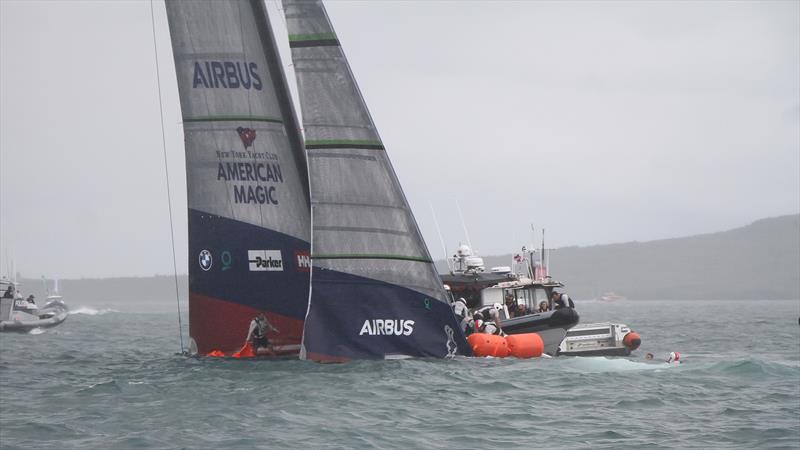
[{"x1": 1, "y1": 0, "x2": 798, "y2": 279}]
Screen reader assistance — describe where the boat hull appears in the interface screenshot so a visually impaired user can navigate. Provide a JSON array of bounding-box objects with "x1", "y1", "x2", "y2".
[
  {"x1": 501, "y1": 308, "x2": 579, "y2": 355},
  {"x1": 0, "y1": 301, "x2": 69, "y2": 333}
]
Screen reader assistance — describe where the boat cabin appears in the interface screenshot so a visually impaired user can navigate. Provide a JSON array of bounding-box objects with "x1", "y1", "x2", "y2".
[{"x1": 478, "y1": 278, "x2": 565, "y2": 319}]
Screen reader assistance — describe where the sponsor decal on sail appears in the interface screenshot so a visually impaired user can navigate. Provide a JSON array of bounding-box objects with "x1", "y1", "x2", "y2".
[
  {"x1": 191, "y1": 61, "x2": 262, "y2": 90},
  {"x1": 199, "y1": 249, "x2": 213, "y2": 271},
  {"x1": 359, "y1": 319, "x2": 415, "y2": 336},
  {"x1": 248, "y1": 250, "x2": 283, "y2": 271},
  {"x1": 236, "y1": 127, "x2": 257, "y2": 149},
  {"x1": 215, "y1": 159, "x2": 284, "y2": 205},
  {"x1": 295, "y1": 250, "x2": 310, "y2": 272},
  {"x1": 221, "y1": 250, "x2": 232, "y2": 271}
]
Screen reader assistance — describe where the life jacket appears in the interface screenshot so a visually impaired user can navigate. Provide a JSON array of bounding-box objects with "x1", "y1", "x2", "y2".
[{"x1": 252, "y1": 319, "x2": 266, "y2": 339}]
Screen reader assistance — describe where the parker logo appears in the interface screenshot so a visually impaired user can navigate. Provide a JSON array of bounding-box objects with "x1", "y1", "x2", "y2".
[
  {"x1": 199, "y1": 249, "x2": 213, "y2": 271},
  {"x1": 236, "y1": 127, "x2": 257, "y2": 149},
  {"x1": 359, "y1": 319, "x2": 415, "y2": 336},
  {"x1": 295, "y1": 250, "x2": 310, "y2": 272},
  {"x1": 248, "y1": 250, "x2": 283, "y2": 271}
]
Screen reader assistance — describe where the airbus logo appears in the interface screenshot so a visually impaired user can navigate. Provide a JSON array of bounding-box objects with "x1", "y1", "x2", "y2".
[
  {"x1": 199, "y1": 250, "x2": 213, "y2": 271},
  {"x1": 359, "y1": 319, "x2": 415, "y2": 336}
]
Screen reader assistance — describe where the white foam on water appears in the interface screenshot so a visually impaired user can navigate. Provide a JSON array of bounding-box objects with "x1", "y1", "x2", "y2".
[
  {"x1": 69, "y1": 306, "x2": 119, "y2": 316},
  {"x1": 559, "y1": 356, "x2": 678, "y2": 373},
  {"x1": 28, "y1": 328, "x2": 45, "y2": 335}
]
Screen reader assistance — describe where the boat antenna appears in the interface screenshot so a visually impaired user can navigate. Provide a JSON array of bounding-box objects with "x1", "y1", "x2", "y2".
[
  {"x1": 541, "y1": 228, "x2": 545, "y2": 272},
  {"x1": 41, "y1": 276, "x2": 50, "y2": 297},
  {"x1": 150, "y1": 0, "x2": 185, "y2": 355},
  {"x1": 455, "y1": 200, "x2": 474, "y2": 251},
  {"x1": 429, "y1": 202, "x2": 451, "y2": 271}
]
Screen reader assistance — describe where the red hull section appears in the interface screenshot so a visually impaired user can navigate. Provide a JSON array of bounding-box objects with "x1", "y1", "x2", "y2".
[{"x1": 190, "y1": 294, "x2": 303, "y2": 356}]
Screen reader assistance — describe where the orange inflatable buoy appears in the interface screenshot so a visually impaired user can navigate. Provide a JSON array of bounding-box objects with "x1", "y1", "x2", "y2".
[
  {"x1": 206, "y1": 350, "x2": 225, "y2": 357},
  {"x1": 467, "y1": 333, "x2": 510, "y2": 357},
  {"x1": 623, "y1": 331, "x2": 642, "y2": 350},
  {"x1": 505, "y1": 333, "x2": 544, "y2": 358}
]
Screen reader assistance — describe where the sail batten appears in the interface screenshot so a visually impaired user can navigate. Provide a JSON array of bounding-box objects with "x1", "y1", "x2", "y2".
[{"x1": 284, "y1": 0, "x2": 469, "y2": 360}]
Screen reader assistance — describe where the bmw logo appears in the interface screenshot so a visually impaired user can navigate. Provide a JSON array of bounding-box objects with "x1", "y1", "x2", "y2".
[{"x1": 199, "y1": 249, "x2": 213, "y2": 271}]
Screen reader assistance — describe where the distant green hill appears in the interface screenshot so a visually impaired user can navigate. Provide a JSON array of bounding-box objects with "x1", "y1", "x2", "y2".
[
  {"x1": 437, "y1": 215, "x2": 800, "y2": 300},
  {"x1": 17, "y1": 215, "x2": 799, "y2": 304}
]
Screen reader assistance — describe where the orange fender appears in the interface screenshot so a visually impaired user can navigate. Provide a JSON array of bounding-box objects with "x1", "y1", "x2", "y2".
[
  {"x1": 467, "y1": 333, "x2": 510, "y2": 357},
  {"x1": 623, "y1": 331, "x2": 642, "y2": 350},
  {"x1": 206, "y1": 350, "x2": 225, "y2": 357},
  {"x1": 506, "y1": 333, "x2": 544, "y2": 358}
]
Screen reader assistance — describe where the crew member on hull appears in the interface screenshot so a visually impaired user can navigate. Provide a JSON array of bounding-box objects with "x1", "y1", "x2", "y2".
[
  {"x1": 480, "y1": 304, "x2": 505, "y2": 336},
  {"x1": 246, "y1": 313, "x2": 279, "y2": 355}
]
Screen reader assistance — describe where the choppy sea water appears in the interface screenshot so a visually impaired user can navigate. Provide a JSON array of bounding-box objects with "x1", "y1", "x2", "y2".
[{"x1": 1, "y1": 299, "x2": 798, "y2": 449}]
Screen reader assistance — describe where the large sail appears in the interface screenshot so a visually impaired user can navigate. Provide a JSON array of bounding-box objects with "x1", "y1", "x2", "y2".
[
  {"x1": 283, "y1": 0, "x2": 470, "y2": 360},
  {"x1": 165, "y1": 0, "x2": 310, "y2": 356}
]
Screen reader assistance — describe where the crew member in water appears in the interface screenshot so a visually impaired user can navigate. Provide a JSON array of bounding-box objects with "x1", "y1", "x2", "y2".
[
  {"x1": 246, "y1": 313, "x2": 279, "y2": 354},
  {"x1": 552, "y1": 291, "x2": 574, "y2": 309}
]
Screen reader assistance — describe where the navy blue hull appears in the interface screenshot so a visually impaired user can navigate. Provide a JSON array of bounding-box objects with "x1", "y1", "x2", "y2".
[{"x1": 303, "y1": 268, "x2": 471, "y2": 361}]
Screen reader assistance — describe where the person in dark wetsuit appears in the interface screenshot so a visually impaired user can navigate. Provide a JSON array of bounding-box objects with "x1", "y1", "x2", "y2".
[
  {"x1": 3, "y1": 286, "x2": 13, "y2": 298},
  {"x1": 246, "y1": 313, "x2": 279, "y2": 354}
]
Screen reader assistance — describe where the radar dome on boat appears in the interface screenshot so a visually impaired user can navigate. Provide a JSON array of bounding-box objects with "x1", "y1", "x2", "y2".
[{"x1": 456, "y1": 245, "x2": 472, "y2": 257}]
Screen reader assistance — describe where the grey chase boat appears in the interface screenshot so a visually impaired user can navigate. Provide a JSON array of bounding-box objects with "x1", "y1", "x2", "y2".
[{"x1": 0, "y1": 279, "x2": 68, "y2": 333}]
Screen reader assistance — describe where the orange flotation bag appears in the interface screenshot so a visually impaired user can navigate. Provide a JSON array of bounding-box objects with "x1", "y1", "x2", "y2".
[
  {"x1": 505, "y1": 333, "x2": 544, "y2": 358},
  {"x1": 467, "y1": 333, "x2": 510, "y2": 357},
  {"x1": 206, "y1": 350, "x2": 226, "y2": 357},
  {"x1": 231, "y1": 342, "x2": 255, "y2": 358}
]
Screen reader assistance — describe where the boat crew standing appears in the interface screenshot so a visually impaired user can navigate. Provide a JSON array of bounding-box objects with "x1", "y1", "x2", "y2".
[{"x1": 552, "y1": 291, "x2": 574, "y2": 309}]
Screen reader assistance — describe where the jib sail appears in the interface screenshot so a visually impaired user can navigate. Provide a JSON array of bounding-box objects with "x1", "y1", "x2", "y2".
[
  {"x1": 283, "y1": 0, "x2": 470, "y2": 360},
  {"x1": 165, "y1": 0, "x2": 310, "y2": 356}
]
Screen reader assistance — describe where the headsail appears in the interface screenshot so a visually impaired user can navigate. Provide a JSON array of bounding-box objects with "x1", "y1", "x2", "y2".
[
  {"x1": 165, "y1": 0, "x2": 310, "y2": 356},
  {"x1": 283, "y1": 0, "x2": 470, "y2": 360}
]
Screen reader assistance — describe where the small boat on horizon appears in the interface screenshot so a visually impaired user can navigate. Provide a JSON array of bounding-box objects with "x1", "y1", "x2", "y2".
[{"x1": 597, "y1": 292, "x2": 627, "y2": 302}]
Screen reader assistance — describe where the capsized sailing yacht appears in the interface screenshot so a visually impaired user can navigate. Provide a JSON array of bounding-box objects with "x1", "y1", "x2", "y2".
[
  {"x1": 165, "y1": 0, "x2": 471, "y2": 360},
  {"x1": 165, "y1": 0, "x2": 312, "y2": 357}
]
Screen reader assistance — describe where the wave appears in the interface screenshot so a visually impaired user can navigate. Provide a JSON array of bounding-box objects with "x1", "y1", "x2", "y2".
[
  {"x1": 557, "y1": 356, "x2": 676, "y2": 373},
  {"x1": 28, "y1": 328, "x2": 46, "y2": 335},
  {"x1": 69, "y1": 306, "x2": 119, "y2": 316}
]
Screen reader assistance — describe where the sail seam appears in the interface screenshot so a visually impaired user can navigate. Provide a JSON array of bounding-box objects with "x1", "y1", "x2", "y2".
[
  {"x1": 312, "y1": 254, "x2": 432, "y2": 263},
  {"x1": 183, "y1": 115, "x2": 284, "y2": 124},
  {"x1": 311, "y1": 200, "x2": 407, "y2": 211},
  {"x1": 315, "y1": 226, "x2": 412, "y2": 236},
  {"x1": 307, "y1": 153, "x2": 377, "y2": 161},
  {"x1": 305, "y1": 139, "x2": 384, "y2": 150},
  {"x1": 289, "y1": 32, "x2": 337, "y2": 41}
]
